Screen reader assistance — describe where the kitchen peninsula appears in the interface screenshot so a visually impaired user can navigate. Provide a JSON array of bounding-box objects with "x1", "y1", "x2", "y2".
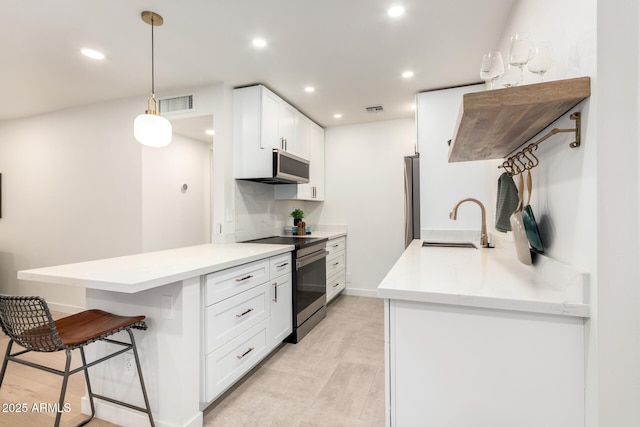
[
  {"x1": 17, "y1": 242, "x2": 295, "y2": 427},
  {"x1": 378, "y1": 238, "x2": 589, "y2": 427}
]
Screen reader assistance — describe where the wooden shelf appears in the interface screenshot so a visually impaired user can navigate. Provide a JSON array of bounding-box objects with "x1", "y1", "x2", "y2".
[{"x1": 448, "y1": 77, "x2": 591, "y2": 162}]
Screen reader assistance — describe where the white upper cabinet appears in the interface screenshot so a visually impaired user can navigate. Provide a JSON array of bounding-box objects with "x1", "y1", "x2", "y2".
[{"x1": 234, "y1": 85, "x2": 312, "y2": 180}]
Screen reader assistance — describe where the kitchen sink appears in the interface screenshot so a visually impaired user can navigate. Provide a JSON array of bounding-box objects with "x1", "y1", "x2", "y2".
[{"x1": 422, "y1": 241, "x2": 477, "y2": 249}]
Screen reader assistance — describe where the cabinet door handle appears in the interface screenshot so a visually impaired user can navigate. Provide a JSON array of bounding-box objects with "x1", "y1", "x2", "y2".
[
  {"x1": 313, "y1": 186, "x2": 316, "y2": 198},
  {"x1": 276, "y1": 262, "x2": 289, "y2": 268},
  {"x1": 236, "y1": 347, "x2": 255, "y2": 360},
  {"x1": 235, "y1": 274, "x2": 253, "y2": 282},
  {"x1": 236, "y1": 308, "x2": 254, "y2": 318},
  {"x1": 273, "y1": 282, "x2": 278, "y2": 302},
  {"x1": 280, "y1": 137, "x2": 285, "y2": 150}
]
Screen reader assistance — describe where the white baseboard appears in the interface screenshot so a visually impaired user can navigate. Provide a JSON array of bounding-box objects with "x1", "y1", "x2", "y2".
[
  {"x1": 48, "y1": 302, "x2": 84, "y2": 314},
  {"x1": 81, "y1": 396, "x2": 202, "y2": 427}
]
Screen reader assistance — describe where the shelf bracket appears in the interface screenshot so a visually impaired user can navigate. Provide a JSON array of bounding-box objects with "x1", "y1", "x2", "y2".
[
  {"x1": 499, "y1": 111, "x2": 582, "y2": 176},
  {"x1": 524, "y1": 111, "x2": 581, "y2": 150}
]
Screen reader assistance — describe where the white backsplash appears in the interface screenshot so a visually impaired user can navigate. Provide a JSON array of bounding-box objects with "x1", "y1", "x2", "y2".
[
  {"x1": 234, "y1": 181, "x2": 326, "y2": 241},
  {"x1": 234, "y1": 181, "x2": 277, "y2": 241}
]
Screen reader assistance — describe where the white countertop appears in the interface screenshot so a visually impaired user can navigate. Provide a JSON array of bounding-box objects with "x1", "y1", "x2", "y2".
[
  {"x1": 377, "y1": 239, "x2": 589, "y2": 317},
  {"x1": 18, "y1": 243, "x2": 294, "y2": 294}
]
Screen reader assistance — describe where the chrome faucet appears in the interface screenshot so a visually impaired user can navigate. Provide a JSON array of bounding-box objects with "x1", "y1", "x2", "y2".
[{"x1": 449, "y1": 198, "x2": 490, "y2": 248}]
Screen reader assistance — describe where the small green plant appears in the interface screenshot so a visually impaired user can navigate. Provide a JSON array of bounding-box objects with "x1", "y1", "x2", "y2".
[{"x1": 290, "y1": 208, "x2": 304, "y2": 220}]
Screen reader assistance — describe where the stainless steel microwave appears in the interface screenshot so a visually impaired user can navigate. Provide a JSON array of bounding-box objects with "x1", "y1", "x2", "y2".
[{"x1": 272, "y1": 149, "x2": 310, "y2": 184}]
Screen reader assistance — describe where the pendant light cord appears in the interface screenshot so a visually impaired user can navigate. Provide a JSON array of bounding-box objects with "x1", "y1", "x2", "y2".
[{"x1": 150, "y1": 14, "x2": 155, "y2": 96}]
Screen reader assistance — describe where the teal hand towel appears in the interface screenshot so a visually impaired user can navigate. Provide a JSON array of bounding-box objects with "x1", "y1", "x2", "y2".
[{"x1": 495, "y1": 172, "x2": 519, "y2": 232}]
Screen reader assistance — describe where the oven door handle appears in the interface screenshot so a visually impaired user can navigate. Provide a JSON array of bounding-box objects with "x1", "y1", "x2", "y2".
[{"x1": 296, "y1": 250, "x2": 329, "y2": 270}]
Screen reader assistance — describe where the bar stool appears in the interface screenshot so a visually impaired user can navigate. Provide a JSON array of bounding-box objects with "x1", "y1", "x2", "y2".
[{"x1": 0, "y1": 295, "x2": 154, "y2": 427}]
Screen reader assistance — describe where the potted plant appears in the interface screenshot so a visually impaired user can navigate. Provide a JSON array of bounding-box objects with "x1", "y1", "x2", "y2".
[{"x1": 290, "y1": 208, "x2": 305, "y2": 226}]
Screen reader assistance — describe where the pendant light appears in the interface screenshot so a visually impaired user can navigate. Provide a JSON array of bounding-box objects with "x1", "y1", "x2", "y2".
[{"x1": 134, "y1": 11, "x2": 172, "y2": 147}]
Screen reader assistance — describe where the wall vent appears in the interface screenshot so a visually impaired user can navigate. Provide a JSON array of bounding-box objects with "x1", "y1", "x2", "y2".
[
  {"x1": 159, "y1": 94, "x2": 194, "y2": 114},
  {"x1": 365, "y1": 105, "x2": 384, "y2": 113}
]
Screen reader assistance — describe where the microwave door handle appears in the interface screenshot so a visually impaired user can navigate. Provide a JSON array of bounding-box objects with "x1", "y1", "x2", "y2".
[{"x1": 296, "y1": 250, "x2": 329, "y2": 270}]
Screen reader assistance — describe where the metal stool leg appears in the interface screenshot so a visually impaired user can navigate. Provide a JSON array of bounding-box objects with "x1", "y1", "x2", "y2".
[
  {"x1": 54, "y1": 349, "x2": 73, "y2": 427},
  {"x1": 128, "y1": 329, "x2": 155, "y2": 427},
  {"x1": 75, "y1": 347, "x2": 96, "y2": 427},
  {"x1": 0, "y1": 339, "x2": 14, "y2": 388}
]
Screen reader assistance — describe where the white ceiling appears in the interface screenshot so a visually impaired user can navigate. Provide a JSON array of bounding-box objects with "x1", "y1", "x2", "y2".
[{"x1": 0, "y1": 0, "x2": 516, "y2": 127}]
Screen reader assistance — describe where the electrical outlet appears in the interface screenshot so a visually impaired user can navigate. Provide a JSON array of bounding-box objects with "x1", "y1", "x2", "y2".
[{"x1": 124, "y1": 353, "x2": 135, "y2": 377}]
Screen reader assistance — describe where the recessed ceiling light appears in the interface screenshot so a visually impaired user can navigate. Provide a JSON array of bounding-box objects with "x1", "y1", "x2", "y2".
[
  {"x1": 304, "y1": 87, "x2": 315, "y2": 93},
  {"x1": 388, "y1": 5, "x2": 405, "y2": 18},
  {"x1": 334, "y1": 113, "x2": 342, "y2": 119},
  {"x1": 252, "y1": 38, "x2": 267, "y2": 48},
  {"x1": 205, "y1": 129, "x2": 215, "y2": 136},
  {"x1": 402, "y1": 71, "x2": 414, "y2": 78},
  {"x1": 81, "y1": 48, "x2": 105, "y2": 60}
]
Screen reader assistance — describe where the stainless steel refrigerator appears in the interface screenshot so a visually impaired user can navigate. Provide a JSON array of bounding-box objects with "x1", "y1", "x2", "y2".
[{"x1": 404, "y1": 154, "x2": 420, "y2": 248}]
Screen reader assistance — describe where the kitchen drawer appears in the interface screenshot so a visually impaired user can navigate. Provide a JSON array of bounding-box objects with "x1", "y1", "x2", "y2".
[
  {"x1": 205, "y1": 320, "x2": 269, "y2": 402},
  {"x1": 205, "y1": 259, "x2": 270, "y2": 305},
  {"x1": 327, "y1": 270, "x2": 346, "y2": 302},
  {"x1": 326, "y1": 237, "x2": 346, "y2": 255},
  {"x1": 326, "y1": 251, "x2": 345, "y2": 277},
  {"x1": 270, "y1": 252, "x2": 292, "y2": 278},
  {"x1": 205, "y1": 282, "x2": 270, "y2": 354}
]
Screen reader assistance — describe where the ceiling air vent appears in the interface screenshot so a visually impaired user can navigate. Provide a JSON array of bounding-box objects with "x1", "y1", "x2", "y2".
[
  {"x1": 365, "y1": 105, "x2": 384, "y2": 113},
  {"x1": 159, "y1": 94, "x2": 194, "y2": 114}
]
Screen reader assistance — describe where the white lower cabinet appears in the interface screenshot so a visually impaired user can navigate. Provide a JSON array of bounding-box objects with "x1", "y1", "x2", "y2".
[
  {"x1": 326, "y1": 236, "x2": 346, "y2": 302},
  {"x1": 385, "y1": 299, "x2": 585, "y2": 427},
  {"x1": 270, "y1": 273, "x2": 292, "y2": 345},
  {"x1": 203, "y1": 252, "x2": 292, "y2": 403}
]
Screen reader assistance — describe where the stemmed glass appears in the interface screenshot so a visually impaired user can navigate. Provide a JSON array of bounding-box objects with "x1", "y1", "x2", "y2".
[
  {"x1": 528, "y1": 42, "x2": 554, "y2": 82},
  {"x1": 479, "y1": 51, "x2": 504, "y2": 89},
  {"x1": 508, "y1": 32, "x2": 534, "y2": 86}
]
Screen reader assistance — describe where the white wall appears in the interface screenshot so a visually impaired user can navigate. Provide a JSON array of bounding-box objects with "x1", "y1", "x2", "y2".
[
  {"x1": 142, "y1": 133, "x2": 211, "y2": 252},
  {"x1": 417, "y1": 84, "x2": 489, "y2": 234},
  {"x1": 0, "y1": 98, "x2": 144, "y2": 310},
  {"x1": 0, "y1": 89, "x2": 216, "y2": 311},
  {"x1": 596, "y1": 0, "x2": 640, "y2": 425},
  {"x1": 318, "y1": 118, "x2": 415, "y2": 296}
]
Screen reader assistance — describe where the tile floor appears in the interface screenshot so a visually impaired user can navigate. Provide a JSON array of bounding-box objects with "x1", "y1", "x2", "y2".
[
  {"x1": 0, "y1": 294, "x2": 385, "y2": 426},
  {"x1": 203, "y1": 295, "x2": 386, "y2": 427}
]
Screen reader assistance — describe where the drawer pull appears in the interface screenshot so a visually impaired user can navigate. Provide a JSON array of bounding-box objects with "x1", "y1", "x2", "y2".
[
  {"x1": 333, "y1": 283, "x2": 340, "y2": 288},
  {"x1": 332, "y1": 244, "x2": 340, "y2": 248},
  {"x1": 333, "y1": 262, "x2": 340, "y2": 266},
  {"x1": 236, "y1": 308, "x2": 254, "y2": 318},
  {"x1": 236, "y1": 347, "x2": 255, "y2": 360},
  {"x1": 276, "y1": 262, "x2": 289, "y2": 268},
  {"x1": 235, "y1": 274, "x2": 254, "y2": 282}
]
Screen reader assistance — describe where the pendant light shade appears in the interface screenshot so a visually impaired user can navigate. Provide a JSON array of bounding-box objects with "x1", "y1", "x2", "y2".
[
  {"x1": 134, "y1": 110, "x2": 172, "y2": 147},
  {"x1": 134, "y1": 11, "x2": 172, "y2": 147}
]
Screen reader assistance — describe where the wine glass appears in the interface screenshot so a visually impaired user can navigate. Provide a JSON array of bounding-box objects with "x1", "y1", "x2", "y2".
[
  {"x1": 480, "y1": 51, "x2": 504, "y2": 89},
  {"x1": 501, "y1": 64, "x2": 521, "y2": 88},
  {"x1": 528, "y1": 42, "x2": 554, "y2": 82},
  {"x1": 508, "y1": 32, "x2": 534, "y2": 84}
]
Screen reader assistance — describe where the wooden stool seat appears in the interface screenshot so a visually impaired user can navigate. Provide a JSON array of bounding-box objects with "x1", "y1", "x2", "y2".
[{"x1": 55, "y1": 309, "x2": 145, "y2": 347}]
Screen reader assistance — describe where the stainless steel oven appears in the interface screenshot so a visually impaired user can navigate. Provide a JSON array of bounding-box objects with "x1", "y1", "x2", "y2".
[
  {"x1": 290, "y1": 241, "x2": 328, "y2": 343},
  {"x1": 241, "y1": 236, "x2": 328, "y2": 343}
]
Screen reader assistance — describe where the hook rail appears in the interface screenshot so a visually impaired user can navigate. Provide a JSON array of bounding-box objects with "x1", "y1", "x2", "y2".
[{"x1": 499, "y1": 111, "x2": 581, "y2": 176}]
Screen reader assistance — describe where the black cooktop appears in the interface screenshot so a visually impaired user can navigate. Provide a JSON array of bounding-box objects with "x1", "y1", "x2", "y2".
[{"x1": 243, "y1": 235, "x2": 328, "y2": 249}]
